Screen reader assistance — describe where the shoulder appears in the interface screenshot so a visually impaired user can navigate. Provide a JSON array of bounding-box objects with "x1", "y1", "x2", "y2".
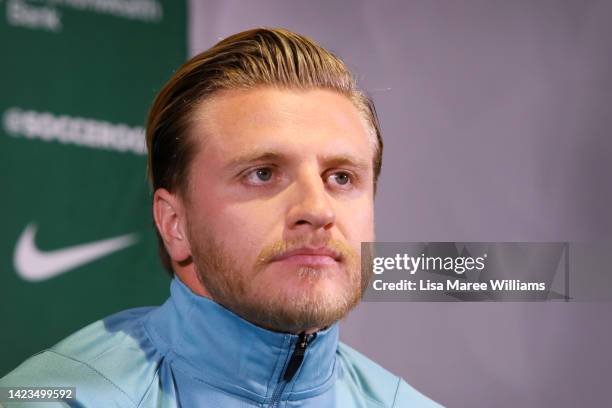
[
  {"x1": 0, "y1": 307, "x2": 162, "y2": 408},
  {"x1": 336, "y1": 342, "x2": 443, "y2": 408}
]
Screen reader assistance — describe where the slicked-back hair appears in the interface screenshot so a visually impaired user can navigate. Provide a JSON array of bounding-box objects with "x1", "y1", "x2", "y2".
[{"x1": 146, "y1": 27, "x2": 383, "y2": 274}]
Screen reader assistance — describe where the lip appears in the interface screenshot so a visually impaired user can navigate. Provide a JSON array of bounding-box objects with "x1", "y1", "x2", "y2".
[{"x1": 270, "y1": 247, "x2": 342, "y2": 265}]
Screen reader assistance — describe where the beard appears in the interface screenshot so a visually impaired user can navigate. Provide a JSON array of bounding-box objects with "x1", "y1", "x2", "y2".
[{"x1": 188, "y1": 228, "x2": 371, "y2": 333}]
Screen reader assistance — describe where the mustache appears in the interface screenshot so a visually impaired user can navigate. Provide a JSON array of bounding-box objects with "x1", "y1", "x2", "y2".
[{"x1": 255, "y1": 238, "x2": 357, "y2": 269}]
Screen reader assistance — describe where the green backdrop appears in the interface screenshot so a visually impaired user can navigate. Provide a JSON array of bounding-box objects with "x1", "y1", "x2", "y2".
[{"x1": 0, "y1": 0, "x2": 187, "y2": 375}]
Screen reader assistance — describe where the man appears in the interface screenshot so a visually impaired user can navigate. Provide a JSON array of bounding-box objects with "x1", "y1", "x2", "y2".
[{"x1": 0, "y1": 28, "x2": 441, "y2": 407}]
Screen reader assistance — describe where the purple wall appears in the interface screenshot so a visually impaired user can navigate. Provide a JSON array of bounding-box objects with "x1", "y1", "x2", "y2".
[{"x1": 189, "y1": 1, "x2": 612, "y2": 406}]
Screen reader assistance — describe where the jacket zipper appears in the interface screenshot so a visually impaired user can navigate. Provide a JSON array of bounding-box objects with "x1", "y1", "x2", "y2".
[{"x1": 269, "y1": 332, "x2": 316, "y2": 407}]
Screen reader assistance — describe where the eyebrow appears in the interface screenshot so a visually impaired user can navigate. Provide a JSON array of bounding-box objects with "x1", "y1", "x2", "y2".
[
  {"x1": 223, "y1": 151, "x2": 287, "y2": 171},
  {"x1": 322, "y1": 155, "x2": 371, "y2": 172},
  {"x1": 223, "y1": 150, "x2": 371, "y2": 172}
]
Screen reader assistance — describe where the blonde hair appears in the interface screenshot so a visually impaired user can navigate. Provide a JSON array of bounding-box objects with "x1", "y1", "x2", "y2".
[{"x1": 146, "y1": 27, "x2": 383, "y2": 273}]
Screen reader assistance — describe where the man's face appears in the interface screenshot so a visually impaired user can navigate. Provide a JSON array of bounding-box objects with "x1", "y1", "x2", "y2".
[{"x1": 182, "y1": 87, "x2": 375, "y2": 333}]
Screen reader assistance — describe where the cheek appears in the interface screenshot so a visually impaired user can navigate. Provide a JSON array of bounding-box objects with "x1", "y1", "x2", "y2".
[
  {"x1": 199, "y1": 199, "x2": 283, "y2": 250},
  {"x1": 186, "y1": 170, "x2": 283, "y2": 262},
  {"x1": 340, "y1": 197, "x2": 375, "y2": 244}
]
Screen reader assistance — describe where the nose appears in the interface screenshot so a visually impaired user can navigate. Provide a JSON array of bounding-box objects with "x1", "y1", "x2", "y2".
[{"x1": 286, "y1": 170, "x2": 335, "y2": 233}]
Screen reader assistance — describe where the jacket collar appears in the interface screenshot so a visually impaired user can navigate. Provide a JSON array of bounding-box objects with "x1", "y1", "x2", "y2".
[{"x1": 144, "y1": 277, "x2": 339, "y2": 401}]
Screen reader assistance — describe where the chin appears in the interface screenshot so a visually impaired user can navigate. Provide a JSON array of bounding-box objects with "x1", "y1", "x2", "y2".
[
  {"x1": 265, "y1": 261, "x2": 345, "y2": 278},
  {"x1": 271, "y1": 275, "x2": 351, "y2": 303},
  {"x1": 239, "y1": 275, "x2": 360, "y2": 333}
]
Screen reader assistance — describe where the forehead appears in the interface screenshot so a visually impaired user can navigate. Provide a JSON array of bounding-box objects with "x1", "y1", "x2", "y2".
[{"x1": 190, "y1": 87, "x2": 375, "y2": 162}]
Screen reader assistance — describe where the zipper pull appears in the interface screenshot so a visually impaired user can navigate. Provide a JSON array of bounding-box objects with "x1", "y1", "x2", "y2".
[{"x1": 283, "y1": 332, "x2": 315, "y2": 382}]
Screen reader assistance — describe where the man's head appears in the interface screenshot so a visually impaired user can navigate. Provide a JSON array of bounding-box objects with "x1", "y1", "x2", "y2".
[{"x1": 146, "y1": 28, "x2": 382, "y2": 333}]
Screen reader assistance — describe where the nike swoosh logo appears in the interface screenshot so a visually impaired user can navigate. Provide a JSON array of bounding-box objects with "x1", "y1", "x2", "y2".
[{"x1": 14, "y1": 223, "x2": 139, "y2": 282}]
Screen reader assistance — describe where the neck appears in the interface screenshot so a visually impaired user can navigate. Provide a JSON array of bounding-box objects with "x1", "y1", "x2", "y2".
[{"x1": 144, "y1": 277, "x2": 341, "y2": 403}]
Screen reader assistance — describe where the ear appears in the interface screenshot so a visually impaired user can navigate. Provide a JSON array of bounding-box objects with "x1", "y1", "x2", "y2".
[{"x1": 153, "y1": 188, "x2": 192, "y2": 263}]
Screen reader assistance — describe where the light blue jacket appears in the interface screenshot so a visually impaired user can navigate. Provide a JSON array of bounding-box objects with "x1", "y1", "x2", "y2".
[{"x1": 0, "y1": 278, "x2": 442, "y2": 407}]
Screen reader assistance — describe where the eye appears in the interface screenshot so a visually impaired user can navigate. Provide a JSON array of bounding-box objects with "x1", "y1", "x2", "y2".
[
  {"x1": 254, "y1": 168, "x2": 272, "y2": 181},
  {"x1": 327, "y1": 171, "x2": 353, "y2": 188},
  {"x1": 244, "y1": 167, "x2": 274, "y2": 185}
]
